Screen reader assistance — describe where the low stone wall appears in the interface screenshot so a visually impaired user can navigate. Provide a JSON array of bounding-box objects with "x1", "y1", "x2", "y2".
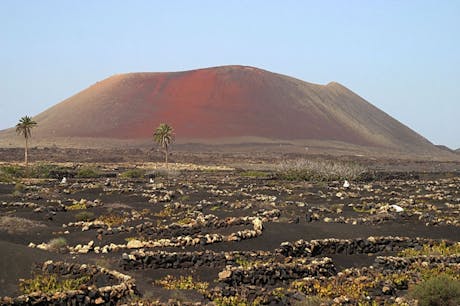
[
  {"x1": 1, "y1": 261, "x2": 136, "y2": 306},
  {"x1": 277, "y1": 236, "x2": 449, "y2": 257},
  {"x1": 65, "y1": 209, "x2": 280, "y2": 238},
  {"x1": 217, "y1": 257, "x2": 336, "y2": 286},
  {"x1": 374, "y1": 254, "x2": 460, "y2": 270},
  {"x1": 120, "y1": 250, "x2": 274, "y2": 270},
  {"x1": 0, "y1": 201, "x2": 40, "y2": 209}
]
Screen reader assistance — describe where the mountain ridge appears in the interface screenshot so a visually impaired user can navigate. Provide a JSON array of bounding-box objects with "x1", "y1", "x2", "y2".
[{"x1": 0, "y1": 65, "x2": 441, "y2": 155}]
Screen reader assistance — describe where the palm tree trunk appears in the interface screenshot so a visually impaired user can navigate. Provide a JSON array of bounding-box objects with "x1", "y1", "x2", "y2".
[
  {"x1": 25, "y1": 137, "x2": 29, "y2": 168},
  {"x1": 164, "y1": 144, "x2": 168, "y2": 164}
]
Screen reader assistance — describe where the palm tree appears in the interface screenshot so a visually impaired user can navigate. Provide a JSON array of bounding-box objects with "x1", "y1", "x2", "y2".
[
  {"x1": 16, "y1": 116, "x2": 37, "y2": 168},
  {"x1": 153, "y1": 123, "x2": 174, "y2": 163}
]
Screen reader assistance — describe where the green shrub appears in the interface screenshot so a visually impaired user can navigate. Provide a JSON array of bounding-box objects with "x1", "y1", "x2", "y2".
[
  {"x1": 120, "y1": 168, "x2": 146, "y2": 179},
  {"x1": 409, "y1": 274, "x2": 460, "y2": 306},
  {"x1": 75, "y1": 211, "x2": 95, "y2": 222},
  {"x1": 19, "y1": 273, "x2": 90, "y2": 294},
  {"x1": 76, "y1": 167, "x2": 101, "y2": 178},
  {"x1": 0, "y1": 172, "x2": 13, "y2": 183}
]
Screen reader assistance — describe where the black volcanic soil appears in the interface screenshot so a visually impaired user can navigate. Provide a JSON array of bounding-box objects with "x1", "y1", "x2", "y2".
[
  {"x1": 1, "y1": 155, "x2": 459, "y2": 303},
  {"x1": 1, "y1": 147, "x2": 460, "y2": 172}
]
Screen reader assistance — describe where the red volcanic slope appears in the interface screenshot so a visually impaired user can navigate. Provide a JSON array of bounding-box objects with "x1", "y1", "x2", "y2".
[{"x1": 13, "y1": 66, "x2": 433, "y2": 150}]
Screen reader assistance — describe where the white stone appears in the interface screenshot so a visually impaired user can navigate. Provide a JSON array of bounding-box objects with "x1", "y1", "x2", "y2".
[
  {"x1": 218, "y1": 270, "x2": 232, "y2": 280},
  {"x1": 391, "y1": 204, "x2": 404, "y2": 212},
  {"x1": 252, "y1": 218, "x2": 263, "y2": 231},
  {"x1": 37, "y1": 243, "x2": 49, "y2": 250},
  {"x1": 127, "y1": 239, "x2": 144, "y2": 249}
]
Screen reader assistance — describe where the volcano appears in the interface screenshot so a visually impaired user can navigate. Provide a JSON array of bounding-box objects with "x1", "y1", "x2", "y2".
[{"x1": 0, "y1": 66, "x2": 438, "y2": 153}]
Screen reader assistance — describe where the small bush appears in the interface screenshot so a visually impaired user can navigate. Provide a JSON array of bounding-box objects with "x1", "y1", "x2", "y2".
[
  {"x1": 75, "y1": 211, "x2": 95, "y2": 222},
  {"x1": 12, "y1": 182, "x2": 26, "y2": 196},
  {"x1": 410, "y1": 274, "x2": 460, "y2": 306},
  {"x1": 47, "y1": 237, "x2": 67, "y2": 252},
  {"x1": 76, "y1": 167, "x2": 101, "y2": 178},
  {"x1": 19, "y1": 273, "x2": 90, "y2": 294},
  {"x1": 14, "y1": 182, "x2": 26, "y2": 193},
  {"x1": 120, "y1": 168, "x2": 146, "y2": 179}
]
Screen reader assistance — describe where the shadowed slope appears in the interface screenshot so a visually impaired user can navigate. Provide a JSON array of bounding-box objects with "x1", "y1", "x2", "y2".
[{"x1": 1, "y1": 66, "x2": 436, "y2": 152}]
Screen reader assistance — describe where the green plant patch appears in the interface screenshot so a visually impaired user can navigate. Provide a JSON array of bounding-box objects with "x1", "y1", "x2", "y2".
[
  {"x1": 97, "y1": 214, "x2": 125, "y2": 226},
  {"x1": 76, "y1": 167, "x2": 101, "y2": 178},
  {"x1": 120, "y1": 168, "x2": 146, "y2": 179},
  {"x1": 19, "y1": 273, "x2": 90, "y2": 294},
  {"x1": 0, "y1": 165, "x2": 25, "y2": 177},
  {"x1": 154, "y1": 275, "x2": 208, "y2": 294},
  {"x1": 398, "y1": 241, "x2": 460, "y2": 257},
  {"x1": 240, "y1": 170, "x2": 270, "y2": 178},
  {"x1": 409, "y1": 274, "x2": 460, "y2": 306},
  {"x1": 67, "y1": 202, "x2": 87, "y2": 210},
  {"x1": 30, "y1": 163, "x2": 66, "y2": 179}
]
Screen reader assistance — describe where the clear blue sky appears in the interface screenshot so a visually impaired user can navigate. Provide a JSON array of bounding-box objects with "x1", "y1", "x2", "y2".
[{"x1": 1, "y1": 1, "x2": 459, "y2": 148}]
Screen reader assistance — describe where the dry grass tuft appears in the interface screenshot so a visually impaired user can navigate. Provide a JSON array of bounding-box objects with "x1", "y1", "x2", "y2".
[
  {"x1": 275, "y1": 159, "x2": 367, "y2": 181},
  {"x1": 0, "y1": 216, "x2": 46, "y2": 234}
]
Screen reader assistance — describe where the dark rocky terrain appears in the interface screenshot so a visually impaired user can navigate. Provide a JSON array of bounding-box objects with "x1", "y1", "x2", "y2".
[{"x1": 0, "y1": 151, "x2": 459, "y2": 305}]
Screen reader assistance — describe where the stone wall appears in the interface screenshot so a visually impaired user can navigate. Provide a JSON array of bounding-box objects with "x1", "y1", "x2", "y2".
[
  {"x1": 120, "y1": 250, "x2": 274, "y2": 270},
  {"x1": 374, "y1": 254, "x2": 460, "y2": 270},
  {"x1": 277, "y1": 236, "x2": 451, "y2": 257},
  {"x1": 217, "y1": 257, "x2": 336, "y2": 286},
  {"x1": 1, "y1": 261, "x2": 136, "y2": 306}
]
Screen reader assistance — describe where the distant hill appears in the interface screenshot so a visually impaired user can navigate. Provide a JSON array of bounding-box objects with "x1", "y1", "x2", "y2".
[
  {"x1": 0, "y1": 65, "x2": 446, "y2": 155},
  {"x1": 435, "y1": 145, "x2": 454, "y2": 153}
]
